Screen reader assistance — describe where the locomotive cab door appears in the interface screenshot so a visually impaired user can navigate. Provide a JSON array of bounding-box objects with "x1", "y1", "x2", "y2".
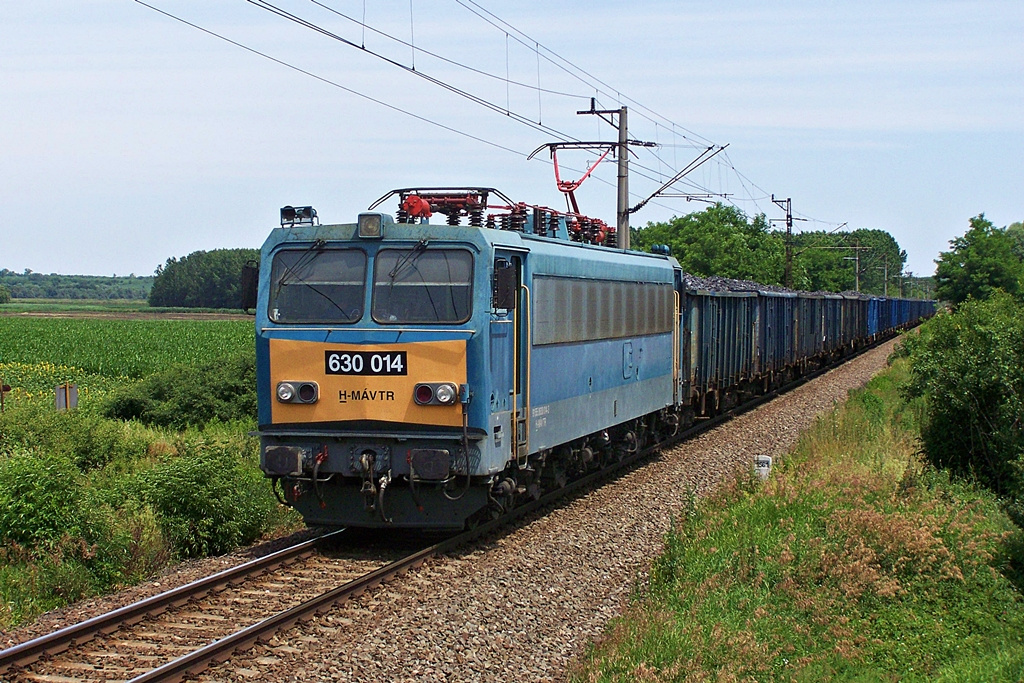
[{"x1": 491, "y1": 250, "x2": 529, "y2": 463}]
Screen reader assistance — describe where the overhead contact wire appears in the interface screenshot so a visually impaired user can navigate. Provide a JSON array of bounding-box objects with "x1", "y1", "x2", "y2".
[
  {"x1": 133, "y1": 0, "x2": 527, "y2": 157},
  {"x1": 244, "y1": 0, "x2": 577, "y2": 142},
  {"x1": 308, "y1": 0, "x2": 588, "y2": 100},
  {"x1": 452, "y1": 0, "x2": 715, "y2": 146}
]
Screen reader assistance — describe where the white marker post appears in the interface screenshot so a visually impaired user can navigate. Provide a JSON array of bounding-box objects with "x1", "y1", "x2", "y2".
[{"x1": 754, "y1": 455, "x2": 773, "y2": 481}]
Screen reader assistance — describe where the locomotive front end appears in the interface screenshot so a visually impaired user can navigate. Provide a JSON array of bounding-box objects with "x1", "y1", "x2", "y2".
[{"x1": 255, "y1": 209, "x2": 491, "y2": 529}]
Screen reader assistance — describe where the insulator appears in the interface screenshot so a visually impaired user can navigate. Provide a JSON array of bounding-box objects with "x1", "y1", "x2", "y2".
[
  {"x1": 469, "y1": 206, "x2": 484, "y2": 227},
  {"x1": 447, "y1": 211, "x2": 460, "y2": 226},
  {"x1": 499, "y1": 214, "x2": 510, "y2": 231},
  {"x1": 534, "y1": 210, "x2": 547, "y2": 236},
  {"x1": 566, "y1": 218, "x2": 580, "y2": 240},
  {"x1": 549, "y1": 213, "x2": 559, "y2": 236},
  {"x1": 485, "y1": 215, "x2": 496, "y2": 229},
  {"x1": 396, "y1": 208, "x2": 409, "y2": 224},
  {"x1": 510, "y1": 208, "x2": 526, "y2": 232}
]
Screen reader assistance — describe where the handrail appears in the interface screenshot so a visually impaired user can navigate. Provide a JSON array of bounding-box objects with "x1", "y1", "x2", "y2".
[
  {"x1": 520, "y1": 283, "x2": 532, "y2": 464},
  {"x1": 673, "y1": 290, "x2": 681, "y2": 404}
]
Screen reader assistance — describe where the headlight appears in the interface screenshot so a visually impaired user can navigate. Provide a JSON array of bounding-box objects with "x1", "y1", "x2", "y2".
[
  {"x1": 413, "y1": 382, "x2": 459, "y2": 406},
  {"x1": 434, "y1": 383, "x2": 456, "y2": 405},
  {"x1": 277, "y1": 381, "x2": 319, "y2": 404},
  {"x1": 298, "y1": 383, "x2": 317, "y2": 402},
  {"x1": 414, "y1": 384, "x2": 434, "y2": 404},
  {"x1": 277, "y1": 382, "x2": 295, "y2": 402},
  {"x1": 358, "y1": 213, "x2": 383, "y2": 238}
]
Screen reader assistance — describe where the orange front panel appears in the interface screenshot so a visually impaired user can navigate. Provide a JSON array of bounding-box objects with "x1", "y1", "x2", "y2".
[{"x1": 269, "y1": 338, "x2": 467, "y2": 426}]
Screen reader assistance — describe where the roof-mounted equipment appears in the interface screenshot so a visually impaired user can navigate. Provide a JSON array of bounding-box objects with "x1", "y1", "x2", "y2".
[{"x1": 280, "y1": 205, "x2": 318, "y2": 227}]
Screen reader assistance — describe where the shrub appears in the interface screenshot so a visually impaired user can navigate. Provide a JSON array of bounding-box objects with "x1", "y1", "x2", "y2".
[
  {"x1": 901, "y1": 292, "x2": 1024, "y2": 525},
  {"x1": 0, "y1": 500, "x2": 171, "y2": 629},
  {"x1": 0, "y1": 553, "x2": 98, "y2": 627},
  {"x1": 123, "y1": 437, "x2": 275, "y2": 558},
  {"x1": 0, "y1": 449, "x2": 97, "y2": 547},
  {"x1": 0, "y1": 403, "x2": 150, "y2": 471},
  {"x1": 103, "y1": 351, "x2": 257, "y2": 429},
  {"x1": 99, "y1": 503, "x2": 173, "y2": 584}
]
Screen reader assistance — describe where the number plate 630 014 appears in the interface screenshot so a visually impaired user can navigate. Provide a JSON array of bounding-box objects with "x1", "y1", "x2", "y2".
[{"x1": 324, "y1": 350, "x2": 408, "y2": 376}]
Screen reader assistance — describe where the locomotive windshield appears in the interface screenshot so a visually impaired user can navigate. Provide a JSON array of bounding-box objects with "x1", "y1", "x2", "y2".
[
  {"x1": 268, "y1": 248, "x2": 366, "y2": 323},
  {"x1": 372, "y1": 247, "x2": 473, "y2": 324}
]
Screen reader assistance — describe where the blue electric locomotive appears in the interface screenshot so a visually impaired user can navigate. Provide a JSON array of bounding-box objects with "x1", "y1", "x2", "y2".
[
  {"x1": 253, "y1": 189, "x2": 682, "y2": 529},
  {"x1": 251, "y1": 187, "x2": 934, "y2": 529}
]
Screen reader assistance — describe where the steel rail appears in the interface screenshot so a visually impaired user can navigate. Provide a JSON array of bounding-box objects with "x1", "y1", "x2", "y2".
[{"x1": 0, "y1": 529, "x2": 345, "y2": 673}]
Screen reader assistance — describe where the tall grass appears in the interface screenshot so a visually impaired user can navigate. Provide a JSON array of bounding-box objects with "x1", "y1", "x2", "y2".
[{"x1": 572, "y1": 360, "x2": 1024, "y2": 681}]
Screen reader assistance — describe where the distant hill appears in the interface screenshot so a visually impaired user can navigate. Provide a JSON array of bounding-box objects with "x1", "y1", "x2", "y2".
[{"x1": 0, "y1": 269, "x2": 153, "y2": 300}]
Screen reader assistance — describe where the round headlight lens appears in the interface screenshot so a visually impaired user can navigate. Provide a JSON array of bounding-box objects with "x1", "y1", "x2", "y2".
[
  {"x1": 435, "y1": 383, "x2": 456, "y2": 404},
  {"x1": 298, "y1": 382, "x2": 317, "y2": 403},
  {"x1": 277, "y1": 382, "x2": 295, "y2": 402},
  {"x1": 414, "y1": 384, "x2": 434, "y2": 404}
]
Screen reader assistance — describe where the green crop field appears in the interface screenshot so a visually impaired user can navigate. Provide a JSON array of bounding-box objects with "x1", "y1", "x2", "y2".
[{"x1": 0, "y1": 318, "x2": 254, "y2": 399}]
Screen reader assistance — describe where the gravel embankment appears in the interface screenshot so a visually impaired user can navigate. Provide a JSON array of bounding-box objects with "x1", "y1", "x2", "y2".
[{"x1": 188, "y1": 338, "x2": 899, "y2": 683}]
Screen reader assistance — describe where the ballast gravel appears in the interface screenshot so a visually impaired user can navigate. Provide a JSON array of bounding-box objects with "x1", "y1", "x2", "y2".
[{"x1": 196, "y1": 338, "x2": 900, "y2": 683}]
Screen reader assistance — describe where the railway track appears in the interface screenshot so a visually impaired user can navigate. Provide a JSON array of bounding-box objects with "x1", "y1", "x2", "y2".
[
  {"x1": 0, "y1": 342, "x2": 894, "y2": 683},
  {"x1": 0, "y1": 531, "x2": 404, "y2": 682}
]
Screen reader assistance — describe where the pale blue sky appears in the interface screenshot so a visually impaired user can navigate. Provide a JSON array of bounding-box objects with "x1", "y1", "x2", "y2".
[{"x1": 2, "y1": 0, "x2": 1021, "y2": 277}]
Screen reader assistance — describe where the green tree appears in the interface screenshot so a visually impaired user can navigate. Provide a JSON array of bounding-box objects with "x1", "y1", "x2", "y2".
[
  {"x1": 149, "y1": 248, "x2": 258, "y2": 309},
  {"x1": 848, "y1": 228, "x2": 907, "y2": 295},
  {"x1": 789, "y1": 229, "x2": 906, "y2": 294},
  {"x1": 1007, "y1": 220, "x2": 1024, "y2": 261},
  {"x1": 790, "y1": 236, "x2": 851, "y2": 292},
  {"x1": 934, "y1": 214, "x2": 1023, "y2": 305},
  {"x1": 0, "y1": 284, "x2": 11, "y2": 304},
  {"x1": 632, "y1": 204, "x2": 784, "y2": 284}
]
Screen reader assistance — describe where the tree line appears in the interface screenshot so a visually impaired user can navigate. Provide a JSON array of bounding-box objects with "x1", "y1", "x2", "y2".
[
  {"x1": 630, "y1": 204, "x2": 915, "y2": 296},
  {"x1": 0, "y1": 250, "x2": 257, "y2": 310},
  {"x1": 0, "y1": 270, "x2": 152, "y2": 301}
]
